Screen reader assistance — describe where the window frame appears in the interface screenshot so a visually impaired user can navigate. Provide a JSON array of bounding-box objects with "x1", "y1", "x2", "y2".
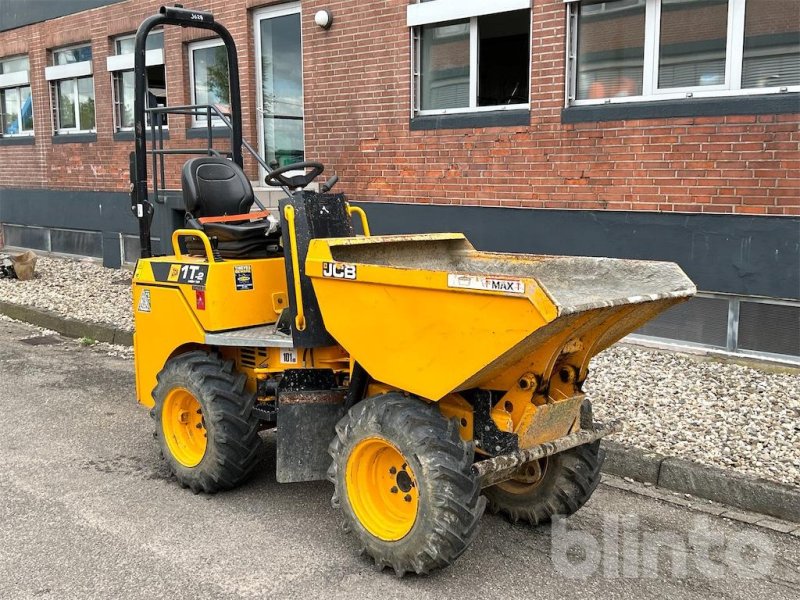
[
  {"x1": 253, "y1": 1, "x2": 305, "y2": 182},
  {"x1": 108, "y1": 31, "x2": 167, "y2": 132},
  {"x1": 187, "y1": 37, "x2": 229, "y2": 128},
  {"x1": 0, "y1": 55, "x2": 33, "y2": 138},
  {"x1": 47, "y1": 43, "x2": 95, "y2": 134},
  {"x1": 410, "y1": 3, "x2": 532, "y2": 117},
  {"x1": 566, "y1": 0, "x2": 800, "y2": 107}
]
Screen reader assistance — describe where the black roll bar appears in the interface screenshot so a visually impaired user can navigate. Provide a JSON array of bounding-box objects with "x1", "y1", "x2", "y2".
[{"x1": 131, "y1": 5, "x2": 243, "y2": 259}]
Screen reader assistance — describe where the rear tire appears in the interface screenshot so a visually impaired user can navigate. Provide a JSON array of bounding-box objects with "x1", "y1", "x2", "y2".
[
  {"x1": 152, "y1": 351, "x2": 262, "y2": 494},
  {"x1": 328, "y1": 393, "x2": 486, "y2": 576},
  {"x1": 484, "y1": 441, "x2": 604, "y2": 525}
]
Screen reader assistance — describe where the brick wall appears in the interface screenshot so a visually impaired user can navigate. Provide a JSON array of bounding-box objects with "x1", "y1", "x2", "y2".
[{"x1": 1, "y1": 0, "x2": 798, "y2": 216}]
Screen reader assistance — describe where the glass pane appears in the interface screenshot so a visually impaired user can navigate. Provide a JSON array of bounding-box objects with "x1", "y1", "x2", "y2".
[
  {"x1": 20, "y1": 86, "x2": 33, "y2": 131},
  {"x1": 117, "y1": 71, "x2": 134, "y2": 128},
  {"x1": 116, "y1": 37, "x2": 135, "y2": 55},
  {"x1": 742, "y1": 0, "x2": 800, "y2": 88},
  {"x1": 576, "y1": 0, "x2": 645, "y2": 100},
  {"x1": 260, "y1": 12, "x2": 304, "y2": 167},
  {"x1": 54, "y1": 45, "x2": 92, "y2": 65},
  {"x1": 146, "y1": 31, "x2": 164, "y2": 52},
  {"x1": 116, "y1": 31, "x2": 163, "y2": 55},
  {"x1": 477, "y1": 10, "x2": 529, "y2": 106},
  {"x1": 58, "y1": 79, "x2": 76, "y2": 129},
  {"x1": 0, "y1": 55, "x2": 29, "y2": 74},
  {"x1": 78, "y1": 77, "x2": 95, "y2": 130},
  {"x1": 420, "y1": 20, "x2": 470, "y2": 110},
  {"x1": 658, "y1": 0, "x2": 728, "y2": 89},
  {"x1": 1, "y1": 88, "x2": 20, "y2": 135},
  {"x1": 192, "y1": 44, "x2": 229, "y2": 107}
]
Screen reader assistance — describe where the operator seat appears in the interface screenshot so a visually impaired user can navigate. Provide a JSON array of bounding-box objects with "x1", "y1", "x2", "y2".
[{"x1": 181, "y1": 157, "x2": 281, "y2": 259}]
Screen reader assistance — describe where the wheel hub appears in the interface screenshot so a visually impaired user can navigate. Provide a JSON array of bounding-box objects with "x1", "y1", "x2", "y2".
[
  {"x1": 345, "y1": 437, "x2": 419, "y2": 541},
  {"x1": 162, "y1": 387, "x2": 207, "y2": 468}
]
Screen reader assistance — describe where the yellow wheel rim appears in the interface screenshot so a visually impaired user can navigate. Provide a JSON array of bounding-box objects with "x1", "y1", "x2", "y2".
[
  {"x1": 345, "y1": 437, "x2": 419, "y2": 541},
  {"x1": 162, "y1": 387, "x2": 207, "y2": 468}
]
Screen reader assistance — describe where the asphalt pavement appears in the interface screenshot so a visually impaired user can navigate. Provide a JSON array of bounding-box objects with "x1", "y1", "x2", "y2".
[{"x1": 1, "y1": 318, "x2": 798, "y2": 600}]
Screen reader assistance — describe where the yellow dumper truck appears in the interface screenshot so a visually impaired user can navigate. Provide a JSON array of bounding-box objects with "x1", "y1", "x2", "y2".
[{"x1": 130, "y1": 7, "x2": 696, "y2": 575}]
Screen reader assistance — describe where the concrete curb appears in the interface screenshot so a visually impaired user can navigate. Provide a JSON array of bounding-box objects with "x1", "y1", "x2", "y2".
[
  {"x1": 0, "y1": 300, "x2": 133, "y2": 346},
  {"x1": 602, "y1": 440, "x2": 800, "y2": 523},
  {"x1": 1, "y1": 301, "x2": 798, "y2": 523}
]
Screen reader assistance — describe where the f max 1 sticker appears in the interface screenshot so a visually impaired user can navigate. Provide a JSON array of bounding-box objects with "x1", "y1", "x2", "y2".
[
  {"x1": 152, "y1": 262, "x2": 208, "y2": 286},
  {"x1": 234, "y1": 265, "x2": 254, "y2": 291},
  {"x1": 322, "y1": 262, "x2": 357, "y2": 280},
  {"x1": 280, "y1": 349, "x2": 298, "y2": 364},
  {"x1": 137, "y1": 289, "x2": 151, "y2": 313},
  {"x1": 447, "y1": 273, "x2": 526, "y2": 295}
]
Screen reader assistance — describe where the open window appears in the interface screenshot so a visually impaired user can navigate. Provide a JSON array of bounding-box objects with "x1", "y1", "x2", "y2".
[
  {"x1": 45, "y1": 43, "x2": 95, "y2": 134},
  {"x1": 107, "y1": 30, "x2": 167, "y2": 131},
  {"x1": 409, "y1": 0, "x2": 531, "y2": 116}
]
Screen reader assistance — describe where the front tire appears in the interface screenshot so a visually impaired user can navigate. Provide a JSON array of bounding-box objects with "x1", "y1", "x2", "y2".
[
  {"x1": 484, "y1": 441, "x2": 604, "y2": 524},
  {"x1": 152, "y1": 351, "x2": 262, "y2": 493},
  {"x1": 328, "y1": 393, "x2": 485, "y2": 576}
]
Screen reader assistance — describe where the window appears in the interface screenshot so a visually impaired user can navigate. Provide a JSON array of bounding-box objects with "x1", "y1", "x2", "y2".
[
  {"x1": 409, "y1": 1, "x2": 531, "y2": 115},
  {"x1": 188, "y1": 39, "x2": 230, "y2": 127},
  {"x1": 45, "y1": 43, "x2": 95, "y2": 133},
  {"x1": 254, "y1": 3, "x2": 305, "y2": 177},
  {"x1": 567, "y1": 0, "x2": 800, "y2": 105},
  {"x1": 107, "y1": 31, "x2": 166, "y2": 131},
  {"x1": 0, "y1": 55, "x2": 33, "y2": 136}
]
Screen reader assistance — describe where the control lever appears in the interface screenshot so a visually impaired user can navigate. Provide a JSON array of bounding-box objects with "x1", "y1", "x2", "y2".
[{"x1": 320, "y1": 175, "x2": 339, "y2": 193}]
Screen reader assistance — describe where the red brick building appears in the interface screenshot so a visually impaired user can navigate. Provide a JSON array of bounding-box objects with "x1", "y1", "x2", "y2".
[{"x1": 0, "y1": 0, "x2": 798, "y2": 361}]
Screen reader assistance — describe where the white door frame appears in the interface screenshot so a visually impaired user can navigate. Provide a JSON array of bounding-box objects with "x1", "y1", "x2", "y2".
[{"x1": 253, "y1": 2, "x2": 304, "y2": 184}]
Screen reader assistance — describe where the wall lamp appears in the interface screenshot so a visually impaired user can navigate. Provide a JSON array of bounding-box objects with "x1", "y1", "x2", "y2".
[{"x1": 314, "y1": 9, "x2": 333, "y2": 30}]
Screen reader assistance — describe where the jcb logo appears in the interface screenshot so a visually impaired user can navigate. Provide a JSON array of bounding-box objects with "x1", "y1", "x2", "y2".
[{"x1": 322, "y1": 262, "x2": 357, "y2": 280}]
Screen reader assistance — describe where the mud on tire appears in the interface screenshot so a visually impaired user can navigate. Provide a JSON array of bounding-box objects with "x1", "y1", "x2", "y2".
[
  {"x1": 152, "y1": 350, "x2": 262, "y2": 494},
  {"x1": 328, "y1": 393, "x2": 486, "y2": 576}
]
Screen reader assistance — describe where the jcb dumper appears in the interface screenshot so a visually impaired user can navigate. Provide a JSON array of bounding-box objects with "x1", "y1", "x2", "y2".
[{"x1": 129, "y1": 7, "x2": 695, "y2": 577}]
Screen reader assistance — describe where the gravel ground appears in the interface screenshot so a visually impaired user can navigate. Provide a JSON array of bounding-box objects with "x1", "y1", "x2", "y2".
[
  {"x1": 1, "y1": 253, "x2": 798, "y2": 486},
  {"x1": 587, "y1": 346, "x2": 800, "y2": 486},
  {"x1": 0, "y1": 255, "x2": 133, "y2": 331}
]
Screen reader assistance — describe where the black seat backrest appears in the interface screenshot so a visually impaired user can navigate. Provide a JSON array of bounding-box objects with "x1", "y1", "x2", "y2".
[{"x1": 181, "y1": 157, "x2": 254, "y2": 218}]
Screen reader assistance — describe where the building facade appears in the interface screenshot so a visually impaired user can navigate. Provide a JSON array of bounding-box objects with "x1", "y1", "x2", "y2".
[{"x1": 0, "y1": 0, "x2": 798, "y2": 361}]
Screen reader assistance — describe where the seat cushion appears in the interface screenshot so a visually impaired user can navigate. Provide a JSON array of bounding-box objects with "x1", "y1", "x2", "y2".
[{"x1": 202, "y1": 220, "x2": 274, "y2": 243}]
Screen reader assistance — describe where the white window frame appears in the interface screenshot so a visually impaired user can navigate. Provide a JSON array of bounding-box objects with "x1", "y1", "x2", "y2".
[
  {"x1": 47, "y1": 43, "x2": 95, "y2": 134},
  {"x1": 188, "y1": 38, "x2": 229, "y2": 128},
  {"x1": 410, "y1": 1, "x2": 532, "y2": 117},
  {"x1": 0, "y1": 55, "x2": 33, "y2": 137},
  {"x1": 566, "y1": 0, "x2": 800, "y2": 107},
  {"x1": 253, "y1": 2, "x2": 305, "y2": 183},
  {"x1": 107, "y1": 32, "x2": 167, "y2": 132}
]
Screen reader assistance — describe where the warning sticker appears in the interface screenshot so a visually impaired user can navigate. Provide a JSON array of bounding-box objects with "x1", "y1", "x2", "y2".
[
  {"x1": 280, "y1": 349, "x2": 298, "y2": 364},
  {"x1": 167, "y1": 264, "x2": 181, "y2": 282},
  {"x1": 234, "y1": 265, "x2": 254, "y2": 291},
  {"x1": 447, "y1": 274, "x2": 526, "y2": 295},
  {"x1": 137, "y1": 289, "x2": 151, "y2": 313}
]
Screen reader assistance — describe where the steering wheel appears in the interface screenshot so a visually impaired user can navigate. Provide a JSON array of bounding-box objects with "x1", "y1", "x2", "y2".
[{"x1": 265, "y1": 161, "x2": 324, "y2": 189}]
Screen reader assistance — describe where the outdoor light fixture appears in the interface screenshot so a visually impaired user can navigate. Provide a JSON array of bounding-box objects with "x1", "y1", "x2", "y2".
[{"x1": 314, "y1": 9, "x2": 333, "y2": 30}]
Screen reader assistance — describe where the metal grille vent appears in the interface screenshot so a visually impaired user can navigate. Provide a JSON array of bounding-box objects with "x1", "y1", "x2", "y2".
[
  {"x1": 738, "y1": 301, "x2": 800, "y2": 357},
  {"x1": 636, "y1": 296, "x2": 729, "y2": 347}
]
